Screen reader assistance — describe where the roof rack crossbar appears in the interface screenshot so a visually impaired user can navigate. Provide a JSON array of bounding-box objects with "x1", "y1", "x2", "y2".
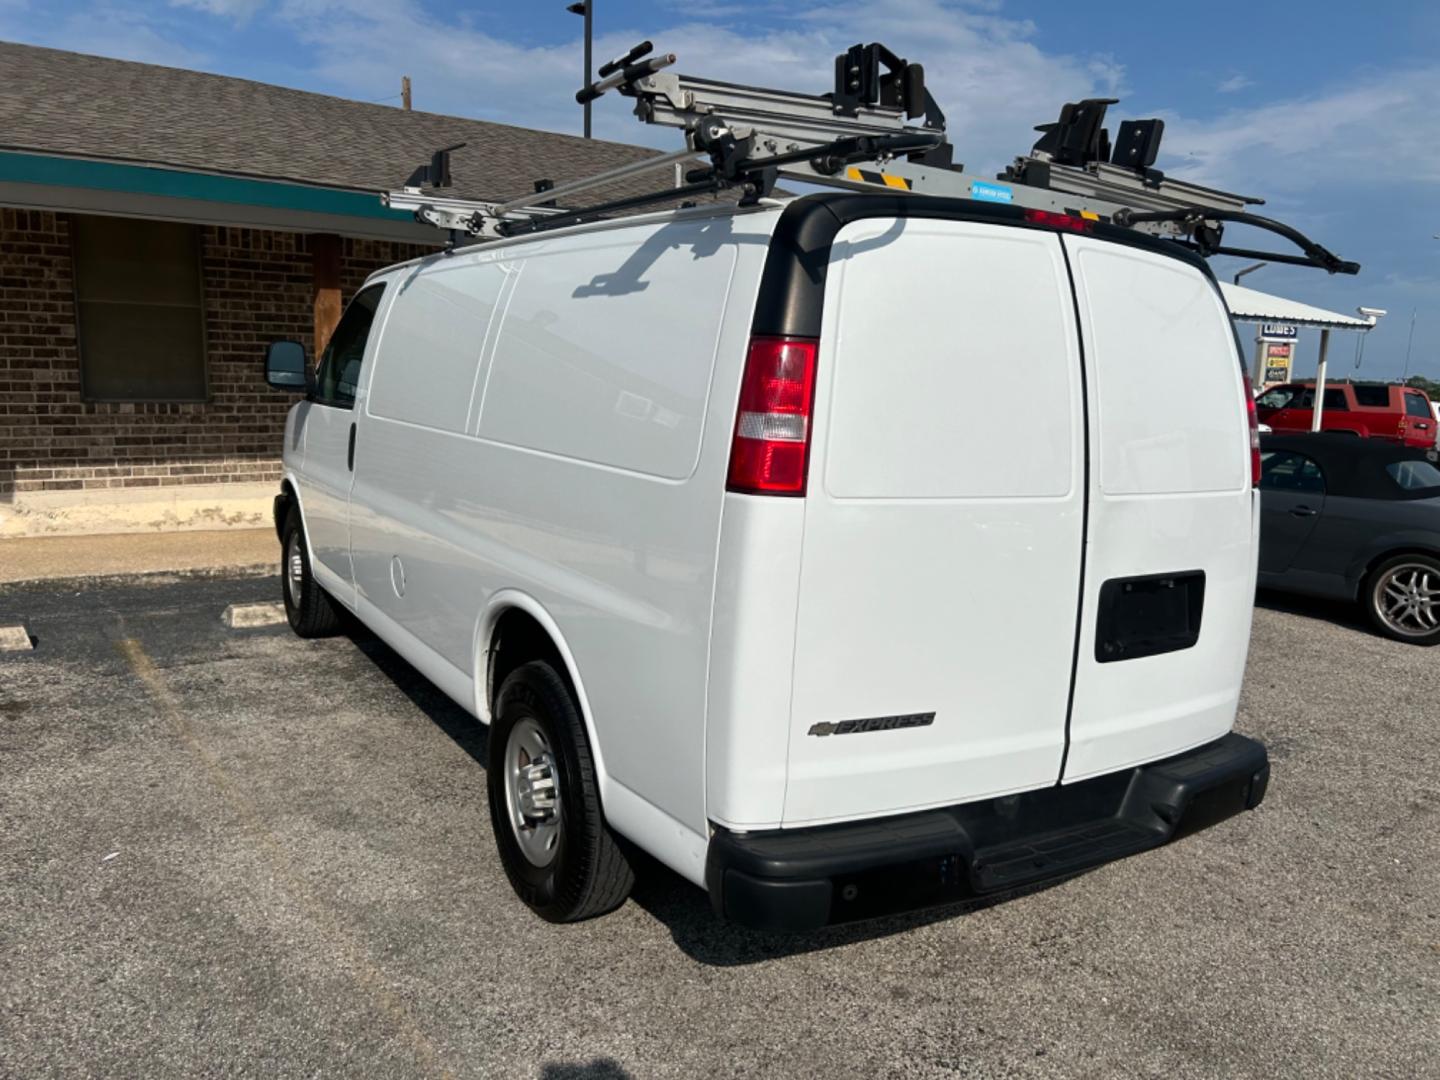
[
  {"x1": 489, "y1": 146, "x2": 697, "y2": 215},
  {"x1": 495, "y1": 175, "x2": 730, "y2": 239}
]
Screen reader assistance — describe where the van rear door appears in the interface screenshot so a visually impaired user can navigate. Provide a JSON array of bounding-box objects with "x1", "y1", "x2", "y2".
[
  {"x1": 1060, "y1": 235, "x2": 1256, "y2": 782},
  {"x1": 781, "y1": 217, "x2": 1086, "y2": 826}
]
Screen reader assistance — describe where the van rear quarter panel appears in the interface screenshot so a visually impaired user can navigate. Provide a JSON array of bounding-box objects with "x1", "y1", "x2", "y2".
[{"x1": 348, "y1": 211, "x2": 777, "y2": 848}]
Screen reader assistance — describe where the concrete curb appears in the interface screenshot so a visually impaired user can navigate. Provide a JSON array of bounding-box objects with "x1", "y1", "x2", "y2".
[
  {"x1": 0, "y1": 624, "x2": 33, "y2": 652},
  {"x1": 0, "y1": 562, "x2": 278, "y2": 591},
  {"x1": 222, "y1": 601, "x2": 287, "y2": 629}
]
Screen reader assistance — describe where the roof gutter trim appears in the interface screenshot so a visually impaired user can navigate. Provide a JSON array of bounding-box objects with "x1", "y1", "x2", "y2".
[{"x1": 0, "y1": 149, "x2": 412, "y2": 223}]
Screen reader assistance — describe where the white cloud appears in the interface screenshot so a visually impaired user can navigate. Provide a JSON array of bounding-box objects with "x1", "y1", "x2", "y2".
[
  {"x1": 1216, "y1": 73, "x2": 1251, "y2": 93},
  {"x1": 169, "y1": 0, "x2": 267, "y2": 19},
  {"x1": 1159, "y1": 67, "x2": 1440, "y2": 195},
  {"x1": 0, "y1": 2, "x2": 211, "y2": 67},
  {"x1": 267, "y1": 0, "x2": 1126, "y2": 173}
]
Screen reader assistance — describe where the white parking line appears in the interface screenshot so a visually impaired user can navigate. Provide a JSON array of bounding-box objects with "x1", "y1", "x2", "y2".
[{"x1": 221, "y1": 602, "x2": 287, "y2": 629}]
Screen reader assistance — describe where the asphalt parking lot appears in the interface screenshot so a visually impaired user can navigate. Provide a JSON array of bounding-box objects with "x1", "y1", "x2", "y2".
[{"x1": 2, "y1": 571, "x2": 1437, "y2": 1079}]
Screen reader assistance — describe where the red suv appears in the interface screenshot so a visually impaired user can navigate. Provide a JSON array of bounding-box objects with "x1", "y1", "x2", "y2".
[{"x1": 1256, "y1": 382, "x2": 1438, "y2": 448}]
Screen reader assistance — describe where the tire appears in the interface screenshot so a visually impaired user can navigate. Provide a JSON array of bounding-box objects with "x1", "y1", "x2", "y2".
[
  {"x1": 487, "y1": 660, "x2": 634, "y2": 922},
  {"x1": 1363, "y1": 553, "x2": 1440, "y2": 646},
  {"x1": 280, "y1": 508, "x2": 342, "y2": 638}
]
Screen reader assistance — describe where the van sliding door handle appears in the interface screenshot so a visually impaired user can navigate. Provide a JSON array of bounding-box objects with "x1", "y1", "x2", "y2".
[
  {"x1": 1288, "y1": 506, "x2": 1317, "y2": 517},
  {"x1": 347, "y1": 422, "x2": 357, "y2": 471}
]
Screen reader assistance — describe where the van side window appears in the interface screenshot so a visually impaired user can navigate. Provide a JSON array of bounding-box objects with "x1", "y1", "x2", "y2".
[
  {"x1": 1259, "y1": 451, "x2": 1325, "y2": 494},
  {"x1": 314, "y1": 284, "x2": 386, "y2": 409},
  {"x1": 1404, "y1": 392, "x2": 1432, "y2": 419}
]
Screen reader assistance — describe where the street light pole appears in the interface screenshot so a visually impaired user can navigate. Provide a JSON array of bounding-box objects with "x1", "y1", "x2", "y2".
[
  {"x1": 566, "y1": 1, "x2": 593, "y2": 139},
  {"x1": 1232, "y1": 261, "x2": 1267, "y2": 286},
  {"x1": 1234, "y1": 263, "x2": 1268, "y2": 389}
]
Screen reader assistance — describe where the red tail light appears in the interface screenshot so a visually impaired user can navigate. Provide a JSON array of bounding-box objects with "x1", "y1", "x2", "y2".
[
  {"x1": 1245, "y1": 385, "x2": 1261, "y2": 488},
  {"x1": 727, "y1": 336, "x2": 819, "y2": 495},
  {"x1": 1023, "y1": 208, "x2": 1094, "y2": 233}
]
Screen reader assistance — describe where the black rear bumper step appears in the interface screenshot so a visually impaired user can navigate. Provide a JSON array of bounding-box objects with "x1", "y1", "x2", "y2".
[{"x1": 706, "y1": 732, "x2": 1269, "y2": 932}]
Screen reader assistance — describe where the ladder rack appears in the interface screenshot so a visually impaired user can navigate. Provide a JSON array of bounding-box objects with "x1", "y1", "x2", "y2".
[{"x1": 382, "y1": 39, "x2": 1358, "y2": 274}]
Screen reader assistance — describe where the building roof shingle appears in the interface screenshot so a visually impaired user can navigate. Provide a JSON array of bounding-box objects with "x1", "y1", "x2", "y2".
[{"x1": 0, "y1": 40, "x2": 673, "y2": 205}]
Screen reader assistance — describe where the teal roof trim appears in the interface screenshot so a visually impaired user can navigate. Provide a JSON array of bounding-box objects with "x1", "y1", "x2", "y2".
[{"x1": 0, "y1": 150, "x2": 412, "y2": 222}]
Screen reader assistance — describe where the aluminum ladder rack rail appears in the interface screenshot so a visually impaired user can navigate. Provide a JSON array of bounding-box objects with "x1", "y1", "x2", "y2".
[{"x1": 379, "y1": 37, "x2": 1359, "y2": 274}]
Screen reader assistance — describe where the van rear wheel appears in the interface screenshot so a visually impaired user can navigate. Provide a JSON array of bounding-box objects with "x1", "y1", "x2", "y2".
[
  {"x1": 1365, "y1": 554, "x2": 1440, "y2": 645},
  {"x1": 280, "y1": 510, "x2": 342, "y2": 638},
  {"x1": 488, "y1": 660, "x2": 634, "y2": 922}
]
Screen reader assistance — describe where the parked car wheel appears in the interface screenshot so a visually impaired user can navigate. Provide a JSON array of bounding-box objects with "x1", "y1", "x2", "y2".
[
  {"x1": 488, "y1": 660, "x2": 634, "y2": 922},
  {"x1": 280, "y1": 510, "x2": 342, "y2": 638},
  {"x1": 1364, "y1": 554, "x2": 1440, "y2": 645}
]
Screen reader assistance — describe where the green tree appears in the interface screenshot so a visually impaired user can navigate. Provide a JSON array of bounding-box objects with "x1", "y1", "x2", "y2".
[{"x1": 1405, "y1": 374, "x2": 1440, "y2": 400}]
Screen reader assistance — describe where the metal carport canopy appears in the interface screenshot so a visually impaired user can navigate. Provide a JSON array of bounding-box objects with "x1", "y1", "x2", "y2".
[
  {"x1": 1219, "y1": 281, "x2": 1376, "y2": 331},
  {"x1": 1219, "y1": 282, "x2": 1381, "y2": 432}
]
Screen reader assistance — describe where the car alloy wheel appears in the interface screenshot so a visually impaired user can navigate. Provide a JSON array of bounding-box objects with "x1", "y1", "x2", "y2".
[{"x1": 1374, "y1": 562, "x2": 1439, "y2": 638}]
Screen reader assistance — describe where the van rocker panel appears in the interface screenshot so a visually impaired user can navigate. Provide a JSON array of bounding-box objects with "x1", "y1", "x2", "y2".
[{"x1": 704, "y1": 732, "x2": 1269, "y2": 931}]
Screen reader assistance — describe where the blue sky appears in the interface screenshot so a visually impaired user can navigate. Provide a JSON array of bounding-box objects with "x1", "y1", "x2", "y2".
[{"x1": 3, "y1": 0, "x2": 1437, "y2": 379}]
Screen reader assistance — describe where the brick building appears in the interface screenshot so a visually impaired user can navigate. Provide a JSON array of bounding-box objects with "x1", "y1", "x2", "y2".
[{"x1": 0, "y1": 41, "x2": 664, "y2": 535}]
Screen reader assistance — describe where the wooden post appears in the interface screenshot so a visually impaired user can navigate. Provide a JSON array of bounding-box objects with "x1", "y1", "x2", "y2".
[
  {"x1": 312, "y1": 233, "x2": 342, "y2": 360},
  {"x1": 401, "y1": 75, "x2": 412, "y2": 111}
]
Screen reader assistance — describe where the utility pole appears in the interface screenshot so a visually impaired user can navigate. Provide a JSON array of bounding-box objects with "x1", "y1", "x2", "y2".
[
  {"x1": 566, "y1": 2, "x2": 593, "y2": 138},
  {"x1": 401, "y1": 75, "x2": 412, "y2": 111},
  {"x1": 1401, "y1": 309, "x2": 1417, "y2": 381}
]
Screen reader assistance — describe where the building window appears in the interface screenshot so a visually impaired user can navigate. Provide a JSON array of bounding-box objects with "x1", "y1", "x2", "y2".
[{"x1": 73, "y1": 215, "x2": 207, "y2": 402}]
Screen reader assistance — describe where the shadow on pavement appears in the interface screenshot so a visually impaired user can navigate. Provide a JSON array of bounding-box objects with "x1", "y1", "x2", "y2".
[
  {"x1": 341, "y1": 620, "x2": 1083, "y2": 966},
  {"x1": 1255, "y1": 587, "x2": 1372, "y2": 637},
  {"x1": 540, "y1": 1059, "x2": 634, "y2": 1079},
  {"x1": 346, "y1": 622, "x2": 489, "y2": 770},
  {"x1": 625, "y1": 849, "x2": 1078, "y2": 967}
]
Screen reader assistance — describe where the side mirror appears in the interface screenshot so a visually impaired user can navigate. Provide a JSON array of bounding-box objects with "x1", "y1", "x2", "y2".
[{"x1": 265, "y1": 340, "x2": 311, "y2": 393}]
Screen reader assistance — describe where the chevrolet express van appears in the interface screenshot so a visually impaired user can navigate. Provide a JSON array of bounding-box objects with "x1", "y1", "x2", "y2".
[{"x1": 265, "y1": 192, "x2": 1270, "y2": 931}]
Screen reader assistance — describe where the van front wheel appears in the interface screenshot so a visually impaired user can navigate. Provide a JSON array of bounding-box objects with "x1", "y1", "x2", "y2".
[
  {"x1": 280, "y1": 510, "x2": 342, "y2": 638},
  {"x1": 488, "y1": 660, "x2": 634, "y2": 922}
]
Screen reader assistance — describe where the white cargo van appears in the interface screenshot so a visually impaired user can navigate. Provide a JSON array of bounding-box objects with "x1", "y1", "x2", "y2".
[{"x1": 265, "y1": 192, "x2": 1270, "y2": 930}]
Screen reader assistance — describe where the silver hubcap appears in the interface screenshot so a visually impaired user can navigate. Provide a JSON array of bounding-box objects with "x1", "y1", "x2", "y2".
[
  {"x1": 286, "y1": 533, "x2": 304, "y2": 605},
  {"x1": 504, "y1": 717, "x2": 561, "y2": 867},
  {"x1": 1376, "y1": 564, "x2": 1439, "y2": 637}
]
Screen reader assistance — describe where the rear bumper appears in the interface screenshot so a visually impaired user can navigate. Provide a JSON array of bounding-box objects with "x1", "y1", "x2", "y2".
[{"x1": 705, "y1": 732, "x2": 1269, "y2": 932}]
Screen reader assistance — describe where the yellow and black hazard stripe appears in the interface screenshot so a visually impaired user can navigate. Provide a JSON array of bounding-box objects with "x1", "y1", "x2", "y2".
[
  {"x1": 844, "y1": 167, "x2": 912, "y2": 191},
  {"x1": 1064, "y1": 206, "x2": 1104, "y2": 223}
]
